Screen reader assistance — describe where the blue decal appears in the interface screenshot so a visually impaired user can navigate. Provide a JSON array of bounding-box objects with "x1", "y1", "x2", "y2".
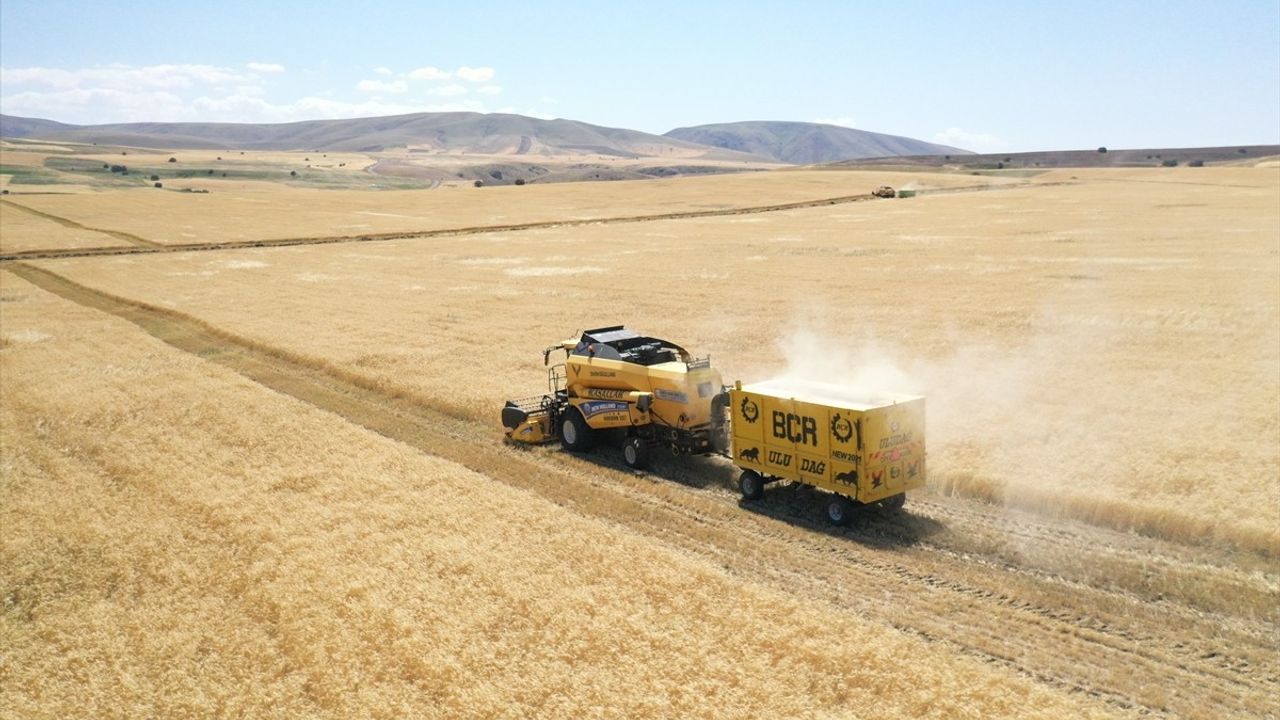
[{"x1": 579, "y1": 400, "x2": 630, "y2": 418}]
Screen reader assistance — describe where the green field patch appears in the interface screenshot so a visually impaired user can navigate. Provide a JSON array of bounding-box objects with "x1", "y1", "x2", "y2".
[{"x1": 0, "y1": 164, "x2": 67, "y2": 185}]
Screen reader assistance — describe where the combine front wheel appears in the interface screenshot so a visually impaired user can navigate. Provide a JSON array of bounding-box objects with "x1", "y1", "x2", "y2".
[{"x1": 560, "y1": 407, "x2": 595, "y2": 452}]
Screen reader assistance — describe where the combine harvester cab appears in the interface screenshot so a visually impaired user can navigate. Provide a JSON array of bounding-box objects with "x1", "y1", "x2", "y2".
[
  {"x1": 729, "y1": 379, "x2": 925, "y2": 525},
  {"x1": 502, "y1": 326, "x2": 728, "y2": 469}
]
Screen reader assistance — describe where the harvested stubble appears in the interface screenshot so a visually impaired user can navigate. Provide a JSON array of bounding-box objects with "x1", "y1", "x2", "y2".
[
  {"x1": 37, "y1": 166, "x2": 1280, "y2": 555},
  {"x1": 0, "y1": 270, "x2": 1116, "y2": 718}
]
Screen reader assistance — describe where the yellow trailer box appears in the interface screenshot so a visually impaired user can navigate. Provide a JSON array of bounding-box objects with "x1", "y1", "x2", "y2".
[{"x1": 730, "y1": 379, "x2": 925, "y2": 515}]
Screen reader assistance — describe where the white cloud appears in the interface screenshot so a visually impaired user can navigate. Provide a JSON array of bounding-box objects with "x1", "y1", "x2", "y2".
[
  {"x1": 455, "y1": 66, "x2": 495, "y2": 82},
  {"x1": 0, "y1": 62, "x2": 507, "y2": 124},
  {"x1": 373, "y1": 66, "x2": 393, "y2": 76},
  {"x1": 815, "y1": 116, "x2": 855, "y2": 128},
  {"x1": 1, "y1": 64, "x2": 251, "y2": 90},
  {"x1": 427, "y1": 84, "x2": 468, "y2": 97},
  {"x1": 246, "y1": 62, "x2": 285, "y2": 74},
  {"x1": 933, "y1": 127, "x2": 1009, "y2": 153},
  {"x1": 357, "y1": 79, "x2": 408, "y2": 94},
  {"x1": 407, "y1": 66, "x2": 451, "y2": 81},
  {"x1": 3, "y1": 88, "x2": 190, "y2": 123}
]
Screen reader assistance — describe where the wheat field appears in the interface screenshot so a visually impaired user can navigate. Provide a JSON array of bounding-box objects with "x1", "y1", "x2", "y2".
[
  {"x1": 25, "y1": 166, "x2": 1280, "y2": 551},
  {"x1": 0, "y1": 271, "x2": 1117, "y2": 719},
  {"x1": 0, "y1": 201, "x2": 132, "y2": 254},
  {"x1": 2, "y1": 168, "x2": 1010, "y2": 247},
  {"x1": 2, "y1": 162, "x2": 1278, "y2": 718}
]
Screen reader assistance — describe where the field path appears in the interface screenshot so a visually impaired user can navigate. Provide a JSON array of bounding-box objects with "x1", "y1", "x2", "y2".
[
  {"x1": 0, "y1": 182, "x2": 1025, "y2": 262},
  {"x1": 0, "y1": 198, "x2": 161, "y2": 248},
  {"x1": 8, "y1": 260, "x2": 1277, "y2": 719}
]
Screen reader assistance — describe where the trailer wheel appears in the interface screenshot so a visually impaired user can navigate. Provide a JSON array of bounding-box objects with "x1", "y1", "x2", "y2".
[
  {"x1": 622, "y1": 436, "x2": 649, "y2": 469},
  {"x1": 560, "y1": 407, "x2": 595, "y2": 452},
  {"x1": 880, "y1": 493, "x2": 906, "y2": 512},
  {"x1": 826, "y1": 495, "x2": 853, "y2": 526},
  {"x1": 738, "y1": 470, "x2": 765, "y2": 501}
]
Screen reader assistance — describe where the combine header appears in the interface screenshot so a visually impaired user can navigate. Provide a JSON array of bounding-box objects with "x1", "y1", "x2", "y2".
[{"x1": 502, "y1": 326, "x2": 925, "y2": 524}]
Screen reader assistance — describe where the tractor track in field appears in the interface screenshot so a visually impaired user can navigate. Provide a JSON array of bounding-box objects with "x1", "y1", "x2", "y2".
[
  {"x1": 8, "y1": 262, "x2": 1279, "y2": 719},
  {"x1": 0, "y1": 181, "x2": 1036, "y2": 262},
  {"x1": 0, "y1": 198, "x2": 162, "y2": 248}
]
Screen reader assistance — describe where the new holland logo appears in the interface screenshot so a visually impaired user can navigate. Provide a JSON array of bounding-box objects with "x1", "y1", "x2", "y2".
[
  {"x1": 831, "y1": 413, "x2": 853, "y2": 443},
  {"x1": 740, "y1": 397, "x2": 759, "y2": 423},
  {"x1": 579, "y1": 401, "x2": 629, "y2": 418}
]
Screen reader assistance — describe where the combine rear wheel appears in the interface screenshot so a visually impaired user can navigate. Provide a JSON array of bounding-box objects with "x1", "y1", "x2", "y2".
[
  {"x1": 738, "y1": 470, "x2": 765, "y2": 501},
  {"x1": 622, "y1": 436, "x2": 650, "y2": 469},
  {"x1": 560, "y1": 407, "x2": 595, "y2": 452}
]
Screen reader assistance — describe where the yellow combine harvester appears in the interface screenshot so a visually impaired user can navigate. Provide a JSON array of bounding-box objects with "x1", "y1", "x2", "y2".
[{"x1": 502, "y1": 326, "x2": 925, "y2": 524}]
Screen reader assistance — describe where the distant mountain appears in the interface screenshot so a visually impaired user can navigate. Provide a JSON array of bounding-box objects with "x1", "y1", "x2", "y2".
[
  {"x1": 0, "y1": 112, "x2": 768, "y2": 160},
  {"x1": 0, "y1": 115, "x2": 79, "y2": 139},
  {"x1": 665, "y1": 121, "x2": 970, "y2": 164}
]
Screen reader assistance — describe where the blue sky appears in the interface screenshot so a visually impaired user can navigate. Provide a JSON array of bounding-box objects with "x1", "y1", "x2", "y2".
[{"x1": 2, "y1": 1, "x2": 1277, "y2": 151}]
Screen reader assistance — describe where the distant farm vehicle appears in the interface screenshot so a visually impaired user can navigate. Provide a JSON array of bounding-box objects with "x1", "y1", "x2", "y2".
[
  {"x1": 502, "y1": 326, "x2": 925, "y2": 523},
  {"x1": 872, "y1": 185, "x2": 896, "y2": 198}
]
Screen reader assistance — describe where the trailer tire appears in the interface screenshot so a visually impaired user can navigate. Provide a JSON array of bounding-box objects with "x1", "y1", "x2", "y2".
[
  {"x1": 622, "y1": 436, "x2": 649, "y2": 469},
  {"x1": 880, "y1": 493, "x2": 906, "y2": 512},
  {"x1": 826, "y1": 495, "x2": 853, "y2": 526},
  {"x1": 560, "y1": 407, "x2": 595, "y2": 452},
  {"x1": 738, "y1": 470, "x2": 765, "y2": 501}
]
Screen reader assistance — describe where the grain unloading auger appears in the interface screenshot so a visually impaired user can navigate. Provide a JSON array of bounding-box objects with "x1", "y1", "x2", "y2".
[{"x1": 502, "y1": 326, "x2": 926, "y2": 524}]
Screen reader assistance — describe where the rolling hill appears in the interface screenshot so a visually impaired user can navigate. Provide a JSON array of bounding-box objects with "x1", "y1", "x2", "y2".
[
  {"x1": 0, "y1": 115, "x2": 79, "y2": 139},
  {"x1": 0, "y1": 112, "x2": 768, "y2": 161},
  {"x1": 1, "y1": 113, "x2": 967, "y2": 164},
  {"x1": 665, "y1": 121, "x2": 969, "y2": 164}
]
